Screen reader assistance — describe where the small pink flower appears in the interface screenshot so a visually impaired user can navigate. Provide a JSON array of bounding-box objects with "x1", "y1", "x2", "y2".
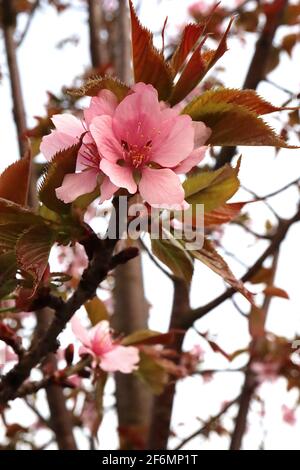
[
  {"x1": 40, "y1": 90, "x2": 118, "y2": 204},
  {"x1": 251, "y1": 361, "x2": 280, "y2": 383},
  {"x1": 0, "y1": 344, "x2": 17, "y2": 372},
  {"x1": 90, "y1": 83, "x2": 211, "y2": 208},
  {"x1": 71, "y1": 316, "x2": 139, "y2": 373},
  {"x1": 282, "y1": 405, "x2": 296, "y2": 426}
]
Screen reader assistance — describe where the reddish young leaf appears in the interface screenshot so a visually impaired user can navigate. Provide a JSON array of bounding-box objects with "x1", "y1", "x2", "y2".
[
  {"x1": 191, "y1": 238, "x2": 254, "y2": 303},
  {"x1": 16, "y1": 224, "x2": 55, "y2": 290},
  {"x1": 169, "y1": 18, "x2": 234, "y2": 105},
  {"x1": 204, "y1": 201, "x2": 247, "y2": 227},
  {"x1": 249, "y1": 306, "x2": 266, "y2": 338},
  {"x1": 263, "y1": 285, "x2": 289, "y2": 299},
  {"x1": 170, "y1": 23, "x2": 205, "y2": 73},
  {"x1": 0, "y1": 251, "x2": 18, "y2": 300},
  {"x1": 0, "y1": 153, "x2": 31, "y2": 206},
  {"x1": 0, "y1": 198, "x2": 42, "y2": 225},
  {"x1": 129, "y1": 0, "x2": 173, "y2": 100}
]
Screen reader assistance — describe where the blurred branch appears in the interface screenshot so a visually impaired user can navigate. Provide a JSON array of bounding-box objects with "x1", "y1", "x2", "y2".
[
  {"x1": 173, "y1": 395, "x2": 241, "y2": 450},
  {"x1": 148, "y1": 279, "x2": 189, "y2": 449},
  {"x1": 87, "y1": 0, "x2": 106, "y2": 68},
  {"x1": 17, "y1": 0, "x2": 40, "y2": 47},
  {"x1": 0, "y1": 227, "x2": 126, "y2": 405},
  {"x1": 1, "y1": 0, "x2": 28, "y2": 156},
  {"x1": 184, "y1": 206, "x2": 300, "y2": 327},
  {"x1": 229, "y1": 251, "x2": 279, "y2": 449}
]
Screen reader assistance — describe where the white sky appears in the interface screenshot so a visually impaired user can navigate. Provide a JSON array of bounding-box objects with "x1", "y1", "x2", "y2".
[{"x1": 0, "y1": 0, "x2": 300, "y2": 450}]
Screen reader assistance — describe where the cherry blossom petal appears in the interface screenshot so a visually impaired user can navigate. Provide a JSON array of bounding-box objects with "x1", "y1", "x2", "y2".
[
  {"x1": 139, "y1": 167, "x2": 185, "y2": 206},
  {"x1": 71, "y1": 316, "x2": 92, "y2": 349},
  {"x1": 51, "y1": 114, "x2": 85, "y2": 137},
  {"x1": 193, "y1": 121, "x2": 212, "y2": 146},
  {"x1": 150, "y1": 114, "x2": 194, "y2": 167},
  {"x1": 84, "y1": 90, "x2": 118, "y2": 125},
  {"x1": 100, "y1": 159, "x2": 137, "y2": 194},
  {"x1": 40, "y1": 131, "x2": 79, "y2": 161},
  {"x1": 56, "y1": 169, "x2": 98, "y2": 203},
  {"x1": 100, "y1": 177, "x2": 118, "y2": 203},
  {"x1": 100, "y1": 345, "x2": 140, "y2": 373},
  {"x1": 90, "y1": 115, "x2": 123, "y2": 162},
  {"x1": 90, "y1": 321, "x2": 114, "y2": 356},
  {"x1": 174, "y1": 146, "x2": 207, "y2": 174},
  {"x1": 112, "y1": 85, "x2": 161, "y2": 146}
]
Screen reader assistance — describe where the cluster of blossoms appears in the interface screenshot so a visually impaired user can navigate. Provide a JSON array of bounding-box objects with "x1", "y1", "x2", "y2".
[{"x1": 41, "y1": 83, "x2": 211, "y2": 208}]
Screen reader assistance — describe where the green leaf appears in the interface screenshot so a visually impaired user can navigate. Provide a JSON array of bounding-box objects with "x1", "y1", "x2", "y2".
[
  {"x1": 190, "y1": 238, "x2": 253, "y2": 303},
  {"x1": 0, "y1": 153, "x2": 31, "y2": 206},
  {"x1": 183, "y1": 159, "x2": 240, "y2": 213},
  {"x1": 129, "y1": 0, "x2": 173, "y2": 100},
  {"x1": 135, "y1": 351, "x2": 169, "y2": 395},
  {"x1": 122, "y1": 329, "x2": 162, "y2": 346},
  {"x1": 182, "y1": 100, "x2": 296, "y2": 148},
  {"x1": 67, "y1": 76, "x2": 129, "y2": 101},
  {"x1": 151, "y1": 233, "x2": 194, "y2": 284},
  {"x1": 39, "y1": 142, "x2": 81, "y2": 214},
  {"x1": 85, "y1": 297, "x2": 109, "y2": 326},
  {"x1": 170, "y1": 23, "x2": 205, "y2": 74}
]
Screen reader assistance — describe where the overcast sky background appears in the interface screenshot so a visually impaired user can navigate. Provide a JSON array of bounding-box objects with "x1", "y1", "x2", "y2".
[{"x1": 1, "y1": 0, "x2": 300, "y2": 449}]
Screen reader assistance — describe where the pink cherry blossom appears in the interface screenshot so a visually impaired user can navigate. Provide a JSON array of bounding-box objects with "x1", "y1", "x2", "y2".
[
  {"x1": 90, "y1": 83, "x2": 211, "y2": 208},
  {"x1": 71, "y1": 316, "x2": 139, "y2": 373},
  {"x1": 40, "y1": 90, "x2": 118, "y2": 203},
  {"x1": 282, "y1": 405, "x2": 297, "y2": 426},
  {"x1": 0, "y1": 344, "x2": 17, "y2": 372},
  {"x1": 250, "y1": 361, "x2": 280, "y2": 383}
]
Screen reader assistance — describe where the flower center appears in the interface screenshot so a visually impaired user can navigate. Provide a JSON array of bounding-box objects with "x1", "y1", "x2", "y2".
[{"x1": 121, "y1": 140, "x2": 152, "y2": 169}]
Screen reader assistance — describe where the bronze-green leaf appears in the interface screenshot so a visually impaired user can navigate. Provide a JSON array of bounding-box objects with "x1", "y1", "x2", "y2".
[
  {"x1": 182, "y1": 100, "x2": 296, "y2": 148},
  {"x1": 183, "y1": 159, "x2": 240, "y2": 213},
  {"x1": 151, "y1": 234, "x2": 194, "y2": 284}
]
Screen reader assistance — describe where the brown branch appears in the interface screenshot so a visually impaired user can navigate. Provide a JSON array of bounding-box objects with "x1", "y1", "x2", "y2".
[
  {"x1": 2, "y1": 0, "x2": 28, "y2": 157},
  {"x1": 16, "y1": 356, "x2": 91, "y2": 399},
  {"x1": 0, "y1": 235, "x2": 134, "y2": 405},
  {"x1": 34, "y1": 308, "x2": 77, "y2": 450},
  {"x1": 87, "y1": 0, "x2": 106, "y2": 69},
  {"x1": 183, "y1": 206, "x2": 300, "y2": 328},
  {"x1": 17, "y1": 0, "x2": 39, "y2": 47},
  {"x1": 215, "y1": 0, "x2": 289, "y2": 169},
  {"x1": 174, "y1": 395, "x2": 241, "y2": 450},
  {"x1": 148, "y1": 279, "x2": 190, "y2": 450},
  {"x1": 229, "y1": 250, "x2": 279, "y2": 450}
]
